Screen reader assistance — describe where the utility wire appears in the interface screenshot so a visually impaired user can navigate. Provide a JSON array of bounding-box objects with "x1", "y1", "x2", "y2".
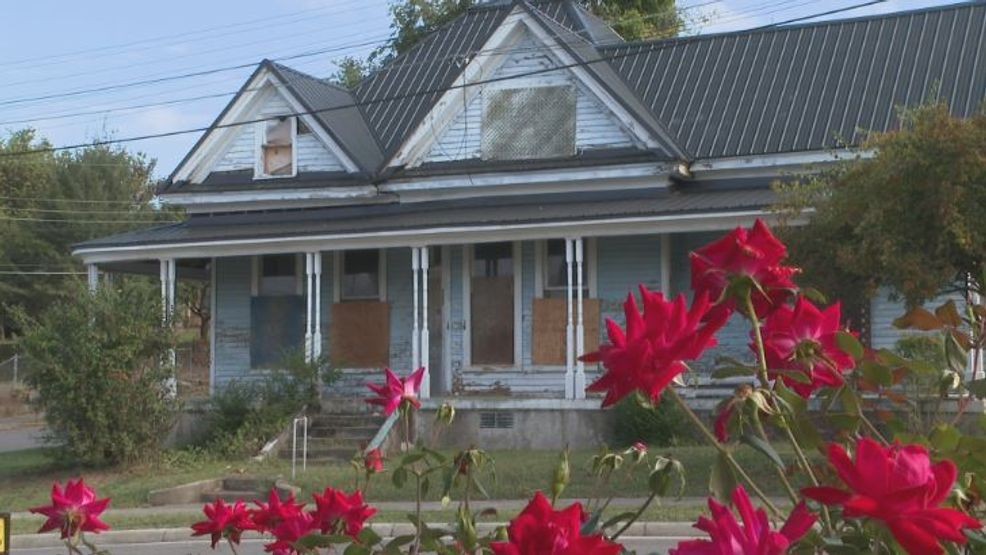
[{"x1": 0, "y1": 0, "x2": 889, "y2": 160}]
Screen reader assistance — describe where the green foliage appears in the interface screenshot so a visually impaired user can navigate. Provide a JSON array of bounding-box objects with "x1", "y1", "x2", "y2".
[
  {"x1": 0, "y1": 129, "x2": 165, "y2": 337},
  {"x1": 15, "y1": 279, "x2": 179, "y2": 466},
  {"x1": 776, "y1": 102, "x2": 986, "y2": 307},
  {"x1": 202, "y1": 352, "x2": 337, "y2": 456},
  {"x1": 611, "y1": 391, "x2": 691, "y2": 447},
  {"x1": 332, "y1": 0, "x2": 683, "y2": 87}
]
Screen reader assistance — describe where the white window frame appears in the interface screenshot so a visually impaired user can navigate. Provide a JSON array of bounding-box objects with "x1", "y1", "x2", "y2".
[
  {"x1": 535, "y1": 238, "x2": 596, "y2": 299},
  {"x1": 333, "y1": 249, "x2": 387, "y2": 303},
  {"x1": 254, "y1": 116, "x2": 298, "y2": 180},
  {"x1": 250, "y1": 254, "x2": 303, "y2": 296}
]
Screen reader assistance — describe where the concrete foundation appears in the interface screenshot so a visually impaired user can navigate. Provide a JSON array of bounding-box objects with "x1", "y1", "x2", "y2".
[{"x1": 416, "y1": 399, "x2": 614, "y2": 450}]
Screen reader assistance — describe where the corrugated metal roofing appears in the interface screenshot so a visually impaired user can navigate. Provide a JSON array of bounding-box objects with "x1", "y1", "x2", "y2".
[
  {"x1": 602, "y1": 1, "x2": 986, "y2": 159},
  {"x1": 77, "y1": 185, "x2": 775, "y2": 250}
]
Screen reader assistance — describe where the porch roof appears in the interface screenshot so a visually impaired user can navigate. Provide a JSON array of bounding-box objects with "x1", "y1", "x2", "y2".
[{"x1": 74, "y1": 180, "x2": 776, "y2": 261}]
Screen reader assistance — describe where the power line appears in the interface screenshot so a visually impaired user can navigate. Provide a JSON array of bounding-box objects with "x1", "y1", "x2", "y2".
[
  {"x1": 0, "y1": 0, "x2": 799, "y2": 129},
  {"x1": 0, "y1": 215, "x2": 180, "y2": 224},
  {"x1": 0, "y1": 194, "x2": 147, "y2": 204},
  {"x1": 0, "y1": 0, "x2": 889, "y2": 161}
]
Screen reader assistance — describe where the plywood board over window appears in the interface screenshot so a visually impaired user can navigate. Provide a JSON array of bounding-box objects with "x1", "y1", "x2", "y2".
[
  {"x1": 330, "y1": 301, "x2": 389, "y2": 368},
  {"x1": 532, "y1": 298, "x2": 600, "y2": 365}
]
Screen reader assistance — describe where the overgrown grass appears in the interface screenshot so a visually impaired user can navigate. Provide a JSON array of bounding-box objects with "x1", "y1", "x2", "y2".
[{"x1": 0, "y1": 445, "x2": 813, "y2": 518}]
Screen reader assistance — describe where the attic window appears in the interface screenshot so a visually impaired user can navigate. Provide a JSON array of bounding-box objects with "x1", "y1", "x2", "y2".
[
  {"x1": 482, "y1": 85, "x2": 576, "y2": 160},
  {"x1": 258, "y1": 117, "x2": 295, "y2": 178}
]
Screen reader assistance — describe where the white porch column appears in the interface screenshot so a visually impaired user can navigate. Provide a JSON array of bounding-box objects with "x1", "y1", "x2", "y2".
[
  {"x1": 574, "y1": 238, "x2": 586, "y2": 399},
  {"x1": 420, "y1": 247, "x2": 430, "y2": 399},
  {"x1": 313, "y1": 252, "x2": 322, "y2": 359},
  {"x1": 565, "y1": 238, "x2": 575, "y2": 399},
  {"x1": 411, "y1": 247, "x2": 421, "y2": 373},
  {"x1": 86, "y1": 264, "x2": 99, "y2": 293},
  {"x1": 305, "y1": 253, "x2": 314, "y2": 362},
  {"x1": 160, "y1": 258, "x2": 177, "y2": 397}
]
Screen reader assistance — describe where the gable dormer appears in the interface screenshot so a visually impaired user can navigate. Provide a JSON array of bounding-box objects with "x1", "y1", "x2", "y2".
[
  {"x1": 169, "y1": 61, "x2": 378, "y2": 188},
  {"x1": 388, "y1": 4, "x2": 685, "y2": 169}
]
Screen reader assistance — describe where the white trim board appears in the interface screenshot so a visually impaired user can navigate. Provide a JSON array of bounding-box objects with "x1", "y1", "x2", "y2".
[{"x1": 75, "y1": 211, "x2": 776, "y2": 264}]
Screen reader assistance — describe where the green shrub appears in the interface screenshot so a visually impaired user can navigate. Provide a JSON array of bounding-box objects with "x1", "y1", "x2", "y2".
[
  {"x1": 611, "y1": 391, "x2": 692, "y2": 447},
  {"x1": 202, "y1": 352, "x2": 337, "y2": 456},
  {"x1": 16, "y1": 280, "x2": 179, "y2": 466}
]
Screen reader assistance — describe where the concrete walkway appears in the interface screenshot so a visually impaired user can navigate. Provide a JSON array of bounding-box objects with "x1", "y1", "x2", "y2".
[{"x1": 0, "y1": 415, "x2": 45, "y2": 453}]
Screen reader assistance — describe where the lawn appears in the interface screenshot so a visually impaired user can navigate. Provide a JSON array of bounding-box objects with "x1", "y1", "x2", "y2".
[{"x1": 0, "y1": 445, "x2": 812, "y2": 518}]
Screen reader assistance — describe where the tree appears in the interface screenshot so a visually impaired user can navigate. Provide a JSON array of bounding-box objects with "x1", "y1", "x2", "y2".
[
  {"x1": 333, "y1": 0, "x2": 682, "y2": 87},
  {"x1": 0, "y1": 129, "x2": 164, "y2": 336},
  {"x1": 774, "y1": 102, "x2": 986, "y2": 310},
  {"x1": 16, "y1": 279, "x2": 179, "y2": 465}
]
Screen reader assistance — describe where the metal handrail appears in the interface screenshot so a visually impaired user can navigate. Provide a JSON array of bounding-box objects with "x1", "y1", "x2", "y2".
[
  {"x1": 363, "y1": 411, "x2": 399, "y2": 454},
  {"x1": 291, "y1": 416, "x2": 309, "y2": 480}
]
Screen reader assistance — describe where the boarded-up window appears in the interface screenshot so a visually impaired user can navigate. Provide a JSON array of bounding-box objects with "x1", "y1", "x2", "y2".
[
  {"x1": 532, "y1": 298, "x2": 601, "y2": 365},
  {"x1": 341, "y1": 250, "x2": 380, "y2": 301},
  {"x1": 251, "y1": 295, "x2": 304, "y2": 368},
  {"x1": 544, "y1": 239, "x2": 588, "y2": 299},
  {"x1": 261, "y1": 117, "x2": 294, "y2": 176},
  {"x1": 471, "y1": 243, "x2": 514, "y2": 366},
  {"x1": 482, "y1": 86, "x2": 576, "y2": 160},
  {"x1": 331, "y1": 301, "x2": 390, "y2": 368}
]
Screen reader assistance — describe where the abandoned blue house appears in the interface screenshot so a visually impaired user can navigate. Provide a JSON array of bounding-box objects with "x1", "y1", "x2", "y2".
[{"x1": 75, "y1": 1, "x2": 986, "y2": 442}]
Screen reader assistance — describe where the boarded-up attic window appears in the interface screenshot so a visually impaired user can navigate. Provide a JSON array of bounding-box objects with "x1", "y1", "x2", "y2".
[
  {"x1": 261, "y1": 117, "x2": 294, "y2": 177},
  {"x1": 482, "y1": 85, "x2": 576, "y2": 161}
]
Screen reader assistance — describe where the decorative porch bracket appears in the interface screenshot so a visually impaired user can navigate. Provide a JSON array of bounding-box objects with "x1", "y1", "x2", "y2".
[
  {"x1": 303, "y1": 252, "x2": 323, "y2": 363},
  {"x1": 411, "y1": 247, "x2": 431, "y2": 399}
]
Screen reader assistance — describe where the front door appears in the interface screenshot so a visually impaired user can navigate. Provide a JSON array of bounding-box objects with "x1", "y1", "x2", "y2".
[{"x1": 471, "y1": 242, "x2": 514, "y2": 366}]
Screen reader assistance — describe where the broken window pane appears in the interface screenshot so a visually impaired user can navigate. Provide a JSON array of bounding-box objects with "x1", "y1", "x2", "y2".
[{"x1": 342, "y1": 250, "x2": 380, "y2": 300}]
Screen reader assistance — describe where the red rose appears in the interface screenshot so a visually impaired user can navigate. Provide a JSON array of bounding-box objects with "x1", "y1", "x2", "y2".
[
  {"x1": 490, "y1": 491, "x2": 622, "y2": 555},
  {"x1": 758, "y1": 297, "x2": 855, "y2": 398},
  {"x1": 251, "y1": 489, "x2": 306, "y2": 534},
  {"x1": 582, "y1": 285, "x2": 727, "y2": 408},
  {"x1": 365, "y1": 367, "x2": 425, "y2": 416},
  {"x1": 30, "y1": 479, "x2": 110, "y2": 539},
  {"x1": 690, "y1": 219, "x2": 799, "y2": 321},
  {"x1": 191, "y1": 498, "x2": 255, "y2": 549},
  {"x1": 671, "y1": 486, "x2": 816, "y2": 555},
  {"x1": 312, "y1": 487, "x2": 377, "y2": 538},
  {"x1": 364, "y1": 448, "x2": 384, "y2": 474},
  {"x1": 803, "y1": 438, "x2": 982, "y2": 555},
  {"x1": 265, "y1": 512, "x2": 317, "y2": 555}
]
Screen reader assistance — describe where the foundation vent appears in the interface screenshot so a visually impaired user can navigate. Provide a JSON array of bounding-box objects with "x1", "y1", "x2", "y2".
[{"x1": 479, "y1": 411, "x2": 514, "y2": 429}]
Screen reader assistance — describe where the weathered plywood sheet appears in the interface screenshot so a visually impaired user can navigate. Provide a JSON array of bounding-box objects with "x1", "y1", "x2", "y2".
[
  {"x1": 532, "y1": 298, "x2": 601, "y2": 365},
  {"x1": 471, "y1": 276, "x2": 514, "y2": 365},
  {"x1": 331, "y1": 301, "x2": 390, "y2": 368}
]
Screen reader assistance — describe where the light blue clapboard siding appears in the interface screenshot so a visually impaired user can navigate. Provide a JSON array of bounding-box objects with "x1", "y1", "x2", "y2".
[
  {"x1": 870, "y1": 288, "x2": 966, "y2": 351},
  {"x1": 449, "y1": 246, "x2": 466, "y2": 377},
  {"x1": 596, "y1": 235, "x2": 663, "y2": 326},
  {"x1": 214, "y1": 257, "x2": 254, "y2": 387},
  {"x1": 423, "y1": 31, "x2": 638, "y2": 163},
  {"x1": 388, "y1": 248, "x2": 414, "y2": 371},
  {"x1": 521, "y1": 241, "x2": 536, "y2": 369},
  {"x1": 213, "y1": 87, "x2": 347, "y2": 173}
]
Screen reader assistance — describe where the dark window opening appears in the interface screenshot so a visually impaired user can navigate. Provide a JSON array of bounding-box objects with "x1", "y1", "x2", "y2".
[{"x1": 342, "y1": 250, "x2": 380, "y2": 301}]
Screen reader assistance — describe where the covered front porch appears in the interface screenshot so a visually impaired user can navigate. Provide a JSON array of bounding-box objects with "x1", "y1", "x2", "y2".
[{"x1": 74, "y1": 188, "x2": 772, "y2": 403}]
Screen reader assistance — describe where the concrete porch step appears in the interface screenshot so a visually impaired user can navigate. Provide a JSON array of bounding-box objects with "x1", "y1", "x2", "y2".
[
  {"x1": 200, "y1": 489, "x2": 262, "y2": 503},
  {"x1": 308, "y1": 424, "x2": 380, "y2": 438},
  {"x1": 310, "y1": 414, "x2": 385, "y2": 427}
]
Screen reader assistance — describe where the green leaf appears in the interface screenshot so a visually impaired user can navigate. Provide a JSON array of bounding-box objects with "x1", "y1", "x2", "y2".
[
  {"x1": 401, "y1": 452, "x2": 426, "y2": 466},
  {"x1": 739, "y1": 432, "x2": 785, "y2": 469},
  {"x1": 343, "y1": 544, "x2": 372, "y2": 555},
  {"x1": 358, "y1": 526, "x2": 382, "y2": 546},
  {"x1": 295, "y1": 534, "x2": 352, "y2": 549},
  {"x1": 711, "y1": 365, "x2": 756, "y2": 379},
  {"x1": 967, "y1": 378, "x2": 986, "y2": 399},
  {"x1": 420, "y1": 476, "x2": 430, "y2": 497},
  {"x1": 929, "y1": 424, "x2": 962, "y2": 452},
  {"x1": 801, "y1": 287, "x2": 829, "y2": 305},
  {"x1": 600, "y1": 511, "x2": 638, "y2": 531},
  {"x1": 860, "y1": 360, "x2": 893, "y2": 387},
  {"x1": 384, "y1": 535, "x2": 417, "y2": 552},
  {"x1": 392, "y1": 466, "x2": 408, "y2": 488},
  {"x1": 836, "y1": 331, "x2": 865, "y2": 360},
  {"x1": 709, "y1": 451, "x2": 737, "y2": 502}
]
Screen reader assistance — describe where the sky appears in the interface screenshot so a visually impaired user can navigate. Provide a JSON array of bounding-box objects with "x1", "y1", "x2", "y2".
[{"x1": 0, "y1": 0, "x2": 964, "y2": 178}]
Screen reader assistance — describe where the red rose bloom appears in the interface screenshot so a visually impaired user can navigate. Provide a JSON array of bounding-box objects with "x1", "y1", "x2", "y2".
[
  {"x1": 365, "y1": 367, "x2": 425, "y2": 416},
  {"x1": 30, "y1": 479, "x2": 110, "y2": 539},
  {"x1": 671, "y1": 486, "x2": 816, "y2": 555},
  {"x1": 191, "y1": 499, "x2": 255, "y2": 548},
  {"x1": 690, "y1": 219, "x2": 799, "y2": 321},
  {"x1": 582, "y1": 285, "x2": 727, "y2": 408},
  {"x1": 251, "y1": 490, "x2": 306, "y2": 534},
  {"x1": 490, "y1": 491, "x2": 622, "y2": 555},
  {"x1": 312, "y1": 487, "x2": 377, "y2": 538},
  {"x1": 758, "y1": 297, "x2": 855, "y2": 398},
  {"x1": 364, "y1": 448, "x2": 384, "y2": 474},
  {"x1": 803, "y1": 438, "x2": 982, "y2": 555},
  {"x1": 265, "y1": 512, "x2": 317, "y2": 555}
]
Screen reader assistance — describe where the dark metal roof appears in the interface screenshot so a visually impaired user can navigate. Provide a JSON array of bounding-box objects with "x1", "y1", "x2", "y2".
[
  {"x1": 602, "y1": 1, "x2": 986, "y2": 159},
  {"x1": 77, "y1": 183, "x2": 775, "y2": 250},
  {"x1": 269, "y1": 63, "x2": 384, "y2": 173}
]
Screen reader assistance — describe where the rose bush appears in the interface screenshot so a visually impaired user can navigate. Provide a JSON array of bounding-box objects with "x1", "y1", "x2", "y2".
[{"x1": 35, "y1": 220, "x2": 986, "y2": 554}]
